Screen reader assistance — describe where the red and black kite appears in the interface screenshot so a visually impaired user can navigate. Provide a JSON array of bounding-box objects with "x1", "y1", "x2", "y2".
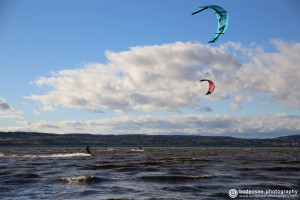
[{"x1": 200, "y1": 79, "x2": 215, "y2": 95}]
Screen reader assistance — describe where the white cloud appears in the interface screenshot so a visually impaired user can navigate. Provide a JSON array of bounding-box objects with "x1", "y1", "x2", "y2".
[
  {"x1": 26, "y1": 40, "x2": 300, "y2": 114},
  {"x1": 26, "y1": 42, "x2": 239, "y2": 113},
  {"x1": 4, "y1": 114, "x2": 300, "y2": 138},
  {"x1": 234, "y1": 95, "x2": 252, "y2": 103},
  {"x1": 230, "y1": 94, "x2": 253, "y2": 110},
  {"x1": 229, "y1": 102, "x2": 241, "y2": 111},
  {"x1": 232, "y1": 40, "x2": 300, "y2": 108}
]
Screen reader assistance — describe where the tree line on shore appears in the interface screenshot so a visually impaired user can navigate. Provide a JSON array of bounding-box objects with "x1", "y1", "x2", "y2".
[{"x1": 1, "y1": 132, "x2": 299, "y2": 147}]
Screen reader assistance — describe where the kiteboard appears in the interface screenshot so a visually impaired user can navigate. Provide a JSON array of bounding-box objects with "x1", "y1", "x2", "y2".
[{"x1": 131, "y1": 149, "x2": 144, "y2": 152}]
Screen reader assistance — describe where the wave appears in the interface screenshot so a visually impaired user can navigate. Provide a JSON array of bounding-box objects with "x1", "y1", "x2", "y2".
[
  {"x1": 39, "y1": 153, "x2": 93, "y2": 158},
  {"x1": 139, "y1": 161, "x2": 162, "y2": 166},
  {"x1": 0, "y1": 186, "x2": 11, "y2": 193},
  {"x1": 159, "y1": 157, "x2": 211, "y2": 163},
  {"x1": 98, "y1": 164, "x2": 120, "y2": 170},
  {"x1": 263, "y1": 166, "x2": 300, "y2": 172},
  {"x1": 130, "y1": 149, "x2": 144, "y2": 152},
  {"x1": 237, "y1": 167, "x2": 257, "y2": 172},
  {"x1": 275, "y1": 159, "x2": 300, "y2": 164},
  {"x1": 104, "y1": 148, "x2": 117, "y2": 151},
  {"x1": 8, "y1": 153, "x2": 93, "y2": 158},
  {"x1": 163, "y1": 185, "x2": 201, "y2": 193},
  {"x1": 15, "y1": 172, "x2": 40, "y2": 179},
  {"x1": 140, "y1": 174, "x2": 213, "y2": 183},
  {"x1": 60, "y1": 176, "x2": 104, "y2": 184},
  {"x1": 3, "y1": 173, "x2": 40, "y2": 185}
]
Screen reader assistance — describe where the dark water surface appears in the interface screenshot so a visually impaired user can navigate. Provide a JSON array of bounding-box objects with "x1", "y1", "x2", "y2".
[{"x1": 0, "y1": 147, "x2": 299, "y2": 199}]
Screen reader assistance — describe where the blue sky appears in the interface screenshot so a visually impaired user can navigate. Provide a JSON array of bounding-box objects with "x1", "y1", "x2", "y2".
[{"x1": 0, "y1": 0, "x2": 300, "y2": 138}]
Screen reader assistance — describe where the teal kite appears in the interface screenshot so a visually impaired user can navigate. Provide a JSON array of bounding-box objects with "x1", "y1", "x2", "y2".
[{"x1": 192, "y1": 5, "x2": 229, "y2": 43}]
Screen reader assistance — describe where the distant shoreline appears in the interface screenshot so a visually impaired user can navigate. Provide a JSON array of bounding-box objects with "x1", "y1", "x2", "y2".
[
  {"x1": 0, "y1": 145, "x2": 299, "y2": 148},
  {"x1": 1, "y1": 132, "x2": 299, "y2": 147}
]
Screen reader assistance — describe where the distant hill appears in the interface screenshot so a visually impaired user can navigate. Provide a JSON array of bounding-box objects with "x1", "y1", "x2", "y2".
[{"x1": 0, "y1": 131, "x2": 299, "y2": 147}]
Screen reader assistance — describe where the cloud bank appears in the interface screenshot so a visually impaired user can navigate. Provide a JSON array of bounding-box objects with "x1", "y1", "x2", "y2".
[
  {"x1": 6, "y1": 114, "x2": 300, "y2": 138},
  {"x1": 18, "y1": 40, "x2": 300, "y2": 137},
  {"x1": 27, "y1": 40, "x2": 300, "y2": 113}
]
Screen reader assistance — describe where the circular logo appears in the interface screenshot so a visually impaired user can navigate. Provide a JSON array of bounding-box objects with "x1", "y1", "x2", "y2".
[{"x1": 228, "y1": 189, "x2": 238, "y2": 198}]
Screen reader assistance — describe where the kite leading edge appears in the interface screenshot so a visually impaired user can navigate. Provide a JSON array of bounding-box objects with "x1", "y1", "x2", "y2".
[{"x1": 192, "y1": 5, "x2": 229, "y2": 43}]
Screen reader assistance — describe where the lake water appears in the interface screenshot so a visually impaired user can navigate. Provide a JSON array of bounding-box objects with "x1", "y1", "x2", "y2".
[{"x1": 0, "y1": 147, "x2": 299, "y2": 199}]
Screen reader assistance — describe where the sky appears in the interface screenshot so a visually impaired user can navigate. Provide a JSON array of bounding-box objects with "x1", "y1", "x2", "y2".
[{"x1": 0, "y1": 0, "x2": 300, "y2": 138}]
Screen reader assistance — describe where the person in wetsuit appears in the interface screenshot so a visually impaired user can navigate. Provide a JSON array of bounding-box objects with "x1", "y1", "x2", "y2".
[{"x1": 85, "y1": 145, "x2": 92, "y2": 155}]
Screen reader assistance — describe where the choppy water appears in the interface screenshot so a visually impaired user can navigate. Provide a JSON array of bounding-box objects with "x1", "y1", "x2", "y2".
[{"x1": 0, "y1": 147, "x2": 299, "y2": 199}]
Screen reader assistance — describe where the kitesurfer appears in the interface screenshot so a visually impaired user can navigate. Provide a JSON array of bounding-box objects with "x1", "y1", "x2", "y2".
[
  {"x1": 139, "y1": 144, "x2": 143, "y2": 150},
  {"x1": 85, "y1": 145, "x2": 92, "y2": 155}
]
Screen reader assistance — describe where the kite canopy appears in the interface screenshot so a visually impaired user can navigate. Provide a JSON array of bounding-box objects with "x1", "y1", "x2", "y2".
[
  {"x1": 192, "y1": 5, "x2": 229, "y2": 43},
  {"x1": 200, "y1": 79, "x2": 215, "y2": 95}
]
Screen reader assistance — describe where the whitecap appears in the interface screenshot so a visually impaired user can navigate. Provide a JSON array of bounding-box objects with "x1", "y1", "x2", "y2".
[
  {"x1": 61, "y1": 176, "x2": 103, "y2": 184},
  {"x1": 40, "y1": 153, "x2": 92, "y2": 158}
]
